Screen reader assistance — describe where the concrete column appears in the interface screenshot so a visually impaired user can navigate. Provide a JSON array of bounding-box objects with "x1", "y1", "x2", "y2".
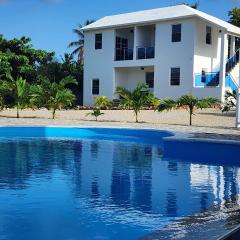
[
  {"x1": 230, "y1": 36, "x2": 236, "y2": 57},
  {"x1": 219, "y1": 31, "x2": 228, "y2": 102},
  {"x1": 133, "y1": 26, "x2": 138, "y2": 60}
]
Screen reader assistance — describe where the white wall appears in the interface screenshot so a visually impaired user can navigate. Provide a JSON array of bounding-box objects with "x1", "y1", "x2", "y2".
[
  {"x1": 154, "y1": 18, "x2": 195, "y2": 99},
  {"x1": 115, "y1": 66, "x2": 154, "y2": 92},
  {"x1": 83, "y1": 29, "x2": 115, "y2": 105},
  {"x1": 194, "y1": 18, "x2": 223, "y2": 74}
]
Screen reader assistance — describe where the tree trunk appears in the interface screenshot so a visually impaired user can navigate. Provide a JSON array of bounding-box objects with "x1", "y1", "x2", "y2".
[
  {"x1": 135, "y1": 111, "x2": 138, "y2": 123},
  {"x1": 52, "y1": 109, "x2": 56, "y2": 119},
  {"x1": 17, "y1": 105, "x2": 19, "y2": 118},
  {"x1": 189, "y1": 108, "x2": 193, "y2": 126}
]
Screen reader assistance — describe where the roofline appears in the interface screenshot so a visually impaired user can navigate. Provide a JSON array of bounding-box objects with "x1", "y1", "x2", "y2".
[{"x1": 82, "y1": 14, "x2": 229, "y2": 32}]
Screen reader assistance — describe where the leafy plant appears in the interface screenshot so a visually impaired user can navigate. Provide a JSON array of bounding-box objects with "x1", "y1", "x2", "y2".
[
  {"x1": 157, "y1": 94, "x2": 219, "y2": 125},
  {"x1": 86, "y1": 96, "x2": 109, "y2": 121},
  {"x1": 116, "y1": 83, "x2": 152, "y2": 123},
  {"x1": 94, "y1": 96, "x2": 112, "y2": 109},
  {"x1": 1, "y1": 75, "x2": 30, "y2": 118},
  {"x1": 31, "y1": 76, "x2": 77, "y2": 119},
  {"x1": 222, "y1": 90, "x2": 237, "y2": 113},
  {"x1": 86, "y1": 109, "x2": 104, "y2": 121}
]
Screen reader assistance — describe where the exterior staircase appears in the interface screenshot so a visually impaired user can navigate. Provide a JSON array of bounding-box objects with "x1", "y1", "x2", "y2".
[{"x1": 195, "y1": 49, "x2": 240, "y2": 91}]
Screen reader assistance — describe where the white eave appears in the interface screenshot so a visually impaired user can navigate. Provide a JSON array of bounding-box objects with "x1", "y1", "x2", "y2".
[{"x1": 82, "y1": 4, "x2": 240, "y2": 36}]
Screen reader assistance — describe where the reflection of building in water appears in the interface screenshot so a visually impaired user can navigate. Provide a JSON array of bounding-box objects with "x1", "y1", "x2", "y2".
[
  {"x1": 190, "y1": 164, "x2": 240, "y2": 207},
  {"x1": 78, "y1": 140, "x2": 240, "y2": 220}
]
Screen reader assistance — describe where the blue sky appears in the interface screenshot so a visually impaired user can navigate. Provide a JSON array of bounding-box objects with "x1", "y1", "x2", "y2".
[{"x1": 0, "y1": 0, "x2": 239, "y2": 58}]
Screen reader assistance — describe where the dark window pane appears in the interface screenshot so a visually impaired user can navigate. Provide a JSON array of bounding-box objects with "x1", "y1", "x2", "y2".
[
  {"x1": 92, "y1": 79, "x2": 99, "y2": 95},
  {"x1": 95, "y1": 34, "x2": 102, "y2": 49},
  {"x1": 172, "y1": 24, "x2": 181, "y2": 42},
  {"x1": 206, "y1": 26, "x2": 212, "y2": 45},
  {"x1": 146, "y1": 72, "x2": 154, "y2": 88},
  {"x1": 170, "y1": 68, "x2": 180, "y2": 86}
]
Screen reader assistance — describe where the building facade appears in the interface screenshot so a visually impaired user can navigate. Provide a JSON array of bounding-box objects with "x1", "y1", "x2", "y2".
[{"x1": 83, "y1": 5, "x2": 240, "y2": 105}]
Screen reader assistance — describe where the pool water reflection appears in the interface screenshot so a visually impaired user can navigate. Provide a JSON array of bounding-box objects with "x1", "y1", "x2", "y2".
[{"x1": 0, "y1": 138, "x2": 239, "y2": 240}]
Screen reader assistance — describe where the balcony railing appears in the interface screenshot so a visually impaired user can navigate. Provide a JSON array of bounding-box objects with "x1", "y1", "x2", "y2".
[
  {"x1": 137, "y1": 47, "x2": 155, "y2": 60},
  {"x1": 115, "y1": 48, "x2": 133, "y2": 61},
  {"x1": 194, "y1": 72, "x2": 219, "y2": 87}
]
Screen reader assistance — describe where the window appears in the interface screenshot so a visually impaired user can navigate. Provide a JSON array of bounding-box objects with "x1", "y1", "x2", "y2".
[
  {"x1": 170, "y1": 68, "x2": 180, "y2": 86},
  {"x1": 146, "y1": 72, "x2": 154, "y2": 88},
  {"x1": 95, "y1": 33, "x2": 102, "y2": 49},
  {"x1": 92, "y1": 79, "x2": 99, "y2": 95},
  {"x1": 206, "y1": 26, "x2": 212, "y2": 45},
  {"x1": 172, "y1": 24, "x2": 181, "y2": 42}
]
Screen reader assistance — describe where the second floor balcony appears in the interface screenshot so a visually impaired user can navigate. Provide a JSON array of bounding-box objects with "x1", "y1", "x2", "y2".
[
  {"x1": 115, "y1": 48, "x2": 133, "y2": 61},
  {"x1": 137, "y1": 46, "x2": 155, "y2": 60}
]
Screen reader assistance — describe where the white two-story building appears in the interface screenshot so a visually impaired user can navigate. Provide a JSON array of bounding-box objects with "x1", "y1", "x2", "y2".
[{"x1": 82, "y1": 5, "x2": 240, "y2": 105}]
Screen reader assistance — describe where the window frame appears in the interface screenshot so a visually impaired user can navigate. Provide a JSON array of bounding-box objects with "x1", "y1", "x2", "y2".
[
  {"x1": 92, "y1": 79, "x2": 100, "y2": 95},
  {"x1": 170, "y1": 67, "x2": 180, "y2": 86},
  {"x1": 172, "y1": 24, "x2": 182, "y2": 43},
  {"x1": 95, "y1": 33, "x2": 102, "y2": 50},
  {"x1": 206, "y1": 26, "x2": 212, "y2": 45},
  {"x1": 145, "y1": 72, "x2": 154, "y2": 89}
]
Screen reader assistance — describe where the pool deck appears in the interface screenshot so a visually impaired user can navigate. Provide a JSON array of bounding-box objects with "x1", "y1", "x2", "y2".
[{"x1": 0, "y1": 108, "x2": 239, "y2": 142}]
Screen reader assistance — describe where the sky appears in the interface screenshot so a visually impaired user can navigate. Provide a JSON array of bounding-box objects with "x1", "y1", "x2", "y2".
[{"x1": 0, "y1": 0, "x2": 239, "y2": 59}]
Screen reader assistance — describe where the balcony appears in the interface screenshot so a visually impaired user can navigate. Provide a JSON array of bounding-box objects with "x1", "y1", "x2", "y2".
[
  {"x1": 115, "y1": 48, "x2": 133, "y2": 61},
  {"x1": 137, "y1": 47, "x2": 155, "y2": 60},
  {"x1": 194, "y1": 72, "x2": 219, "y2": 87}
]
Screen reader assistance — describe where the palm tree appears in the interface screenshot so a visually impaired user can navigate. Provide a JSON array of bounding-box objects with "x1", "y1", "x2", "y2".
[
  {"x1": 1, "y1": 75, "x2": 30, "y2": 118},
  {"x1": 31, "y1": 76, "x2": 78, "y2": 119},
  {"x1": 116, "y1": 83, "x2": 153, "y2": 123},
  {"x1": 157, "y1": 94, "x2": 219, "y2": 126},
  {"x1": 68, "y1": 20, "x2": 95, "y2": 64}
]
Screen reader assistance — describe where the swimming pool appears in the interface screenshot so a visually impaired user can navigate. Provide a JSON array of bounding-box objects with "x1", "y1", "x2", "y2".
[{"x1": 0, "y1": 127, "x2": 239, "y2": 240}]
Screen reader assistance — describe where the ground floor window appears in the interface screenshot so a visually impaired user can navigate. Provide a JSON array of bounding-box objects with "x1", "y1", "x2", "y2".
[
  {"x1": 92, "y1": 79, "x2": 99, "y2": 95},
  {"x1": 170, "y1": 68, "x2": 180, "y2": 86},
  {"x1": 146, "y1": 72, "x2": 154, "y2": 88}
]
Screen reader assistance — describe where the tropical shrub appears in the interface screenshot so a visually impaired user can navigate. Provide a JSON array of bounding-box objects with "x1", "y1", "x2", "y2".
[
  {"x1": 86, "y1": 96, "x2": 110, "y2": 121},
  {"x1": 0, "y1": 75, "x2": 31, "y2": 118},
  {"x1": 157, "y1": 94, "x2": 219, "y2": 125},
  {"x1": 116, "y1": 83, "x2": 153, "y2": 123},
  {"x1": 222, "y1": 90, "x2": 237, "y2": 113},
  {"x1": 86, "y1": 109, "x2": 104, "y2": 121},
  {"x1": 31, "y1": 76, "x2": 77, "y2": 119}
]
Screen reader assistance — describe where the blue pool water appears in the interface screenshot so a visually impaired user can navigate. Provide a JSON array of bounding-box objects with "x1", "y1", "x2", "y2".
[{"x1": 0, "y1": 127, "x2": 240, "y2": 240}]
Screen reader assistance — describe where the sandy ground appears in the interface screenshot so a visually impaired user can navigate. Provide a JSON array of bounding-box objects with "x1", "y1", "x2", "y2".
[{"x1": 0, "y1": 108, "x2": 239, "y2": 137}]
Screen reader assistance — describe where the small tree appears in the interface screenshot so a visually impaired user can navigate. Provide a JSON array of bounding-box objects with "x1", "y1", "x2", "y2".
[
  {"x1": 87, "y1": 109, "x2": 104, "y2": 121},
  {"x1": 157, "y1": 94, "x2": 219, "y2": 126},
  {"x1": 1, "y1": 75, "x2": 30, "y2": 118},
  {"x1": 31, "y1": 76, "x2": 77, "y2": 119},
  {"x1": 86, "y1": 96, "x2": 110, "y2": 121},
  {"x1": 116, "y1": 83, "x2": 152, "y2": 123}
]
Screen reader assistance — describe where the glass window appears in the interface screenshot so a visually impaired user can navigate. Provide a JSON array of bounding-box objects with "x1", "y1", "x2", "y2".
[
  {"x1": 146, "y1": 72, "x2": 154, "y2": 88},
  {"x1": 170, "y1": 68, "x2": 180, "y2": 86},
  {"x1": 172, "y1": 24, "x2": 181, "y2": 42},
  {"x1": 92, "y1": 79, "x2": 99, "y2": 95},
  {"x1": 95, "y1": 33, "x2": 102, "y2": 49},
  {"x1": 206, "y1": 26, "x2": 212, "y2": 45}
]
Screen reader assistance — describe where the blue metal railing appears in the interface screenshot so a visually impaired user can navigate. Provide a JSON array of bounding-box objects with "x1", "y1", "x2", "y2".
[
  {"x1": 226, "y1": 49, "x2": 240, "y2": 73},
  {"x1": 194, "y1": 72, "x2": 220, "y2": 87},
  {"x1": 225, "y1": 74, "x2": 238, "y2": 92},
  {"x1": 137, "y1": 47, "x2": 155, "y2": 59},
  {"x1": 115, "y1": 48, "x2": 133, "y2": 61}
]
